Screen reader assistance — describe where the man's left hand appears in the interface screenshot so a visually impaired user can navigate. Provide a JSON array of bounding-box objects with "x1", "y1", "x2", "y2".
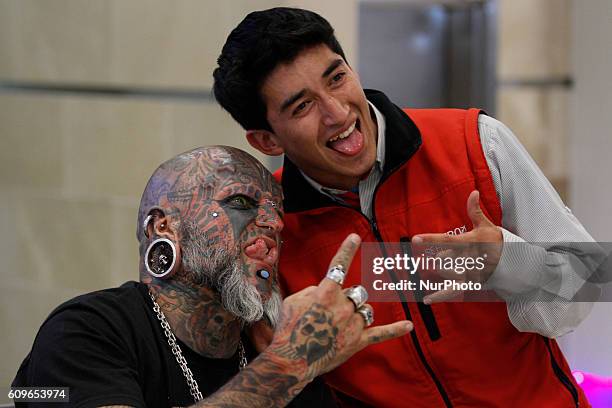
[{"x1": 412, "y1": 190, "x2": 503, "y2": 304}]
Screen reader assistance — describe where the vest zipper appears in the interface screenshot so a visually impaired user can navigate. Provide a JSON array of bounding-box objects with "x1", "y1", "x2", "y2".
[
  {"x1": 331, "y1": 201, "x2": 451, "y2": 406},
  {"x1": 399, "y1": 237, "x2": 441, "y2": 342},
  {"x1": 316, "y1": 152, "x2": 451, "y2": 405},
  {"x1": 369, "y1": 216, "x2": 452, "y2": 407},
  {"x1": 360, "y1": 157, "x2": 453, "y2": 407},
  {"x1": 544, "y1": 338, "x2": 579, "y2": 407}
]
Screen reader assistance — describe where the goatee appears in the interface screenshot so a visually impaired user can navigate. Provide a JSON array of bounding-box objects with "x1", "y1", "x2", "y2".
[{"x1": 180, "y1": 220, "x2": 282, "y2": 327}]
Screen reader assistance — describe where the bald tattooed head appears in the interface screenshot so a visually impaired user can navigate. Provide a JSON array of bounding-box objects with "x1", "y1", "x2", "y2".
[{"x1": 137, "y1": 146, "x2": 284, "y2": 327}]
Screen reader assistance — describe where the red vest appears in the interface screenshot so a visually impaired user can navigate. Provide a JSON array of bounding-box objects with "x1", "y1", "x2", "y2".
[{"x1": 274, "y1": 94, "x2": 587, "y2": 407}]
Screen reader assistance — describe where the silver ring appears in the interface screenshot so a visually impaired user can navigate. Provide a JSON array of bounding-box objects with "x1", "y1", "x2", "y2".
[
  {"x1": 143, "y1": 215, "x2": 154, "y2": 238},
  {"x1": 325, "y1": 265, "x2": 346, "y2": 285},
  {"x1": 345, "y1": 285, "x2": 368, "y2": 310},
  {"x1": 357, "y1": 305, "x2": 374, "y2": 327}
]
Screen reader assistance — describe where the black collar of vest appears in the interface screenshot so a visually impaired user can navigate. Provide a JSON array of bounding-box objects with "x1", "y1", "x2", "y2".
[{"x1": 281, "y1": 89, "x2": 422, "y2": 213}]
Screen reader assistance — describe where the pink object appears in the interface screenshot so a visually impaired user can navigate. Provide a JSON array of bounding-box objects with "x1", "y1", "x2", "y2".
[{"x1": 573, "y1": 371, "x2": 612, "y2": 407}]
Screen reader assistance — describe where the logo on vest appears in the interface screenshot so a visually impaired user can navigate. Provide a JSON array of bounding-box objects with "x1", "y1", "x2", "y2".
[{"x1": 446, "y1": 225, "x2": 467, "y2": 236}]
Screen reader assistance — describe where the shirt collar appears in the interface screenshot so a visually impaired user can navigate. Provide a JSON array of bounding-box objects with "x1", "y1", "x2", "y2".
[{"x1": 300, "y1": 100, "x2": 387, "y2": 196}]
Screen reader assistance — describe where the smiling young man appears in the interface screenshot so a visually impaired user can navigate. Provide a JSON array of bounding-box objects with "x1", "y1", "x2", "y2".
[
  {"x1": 254, "y1": 44, "x2": 377, "y2": 190},
  {"x1": 212, "y1": 7, "x2": 602, "y2": 407}
]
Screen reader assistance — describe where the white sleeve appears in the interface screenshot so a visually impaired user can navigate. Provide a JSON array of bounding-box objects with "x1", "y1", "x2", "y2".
[{"x1": 478, "y1": 114, "x2": 602, "y2": 338}]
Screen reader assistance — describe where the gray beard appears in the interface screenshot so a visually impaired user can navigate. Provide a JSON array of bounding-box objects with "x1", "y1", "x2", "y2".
[{"x1": 180, "y1": 221, "x2": 281, "y2": 328}]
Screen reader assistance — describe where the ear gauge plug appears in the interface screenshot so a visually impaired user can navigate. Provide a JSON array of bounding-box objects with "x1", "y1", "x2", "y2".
[{"x1": 256, "y1": 269, "x2": 270, "y2": 280}]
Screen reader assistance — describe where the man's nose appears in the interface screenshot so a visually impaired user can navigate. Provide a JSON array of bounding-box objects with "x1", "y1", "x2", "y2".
[
  {"x1": 256, "y1": 206, "x2": 284, "y2": 232},
  {"x1": 321, "y1": 94, "x2": 349, "y2": 127}
]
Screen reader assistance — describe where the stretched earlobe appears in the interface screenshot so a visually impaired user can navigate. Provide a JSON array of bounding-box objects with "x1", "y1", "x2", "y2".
[
  {"x1": 144, "y1": 238, "x2": 181, "y2": 279},
  {"x1": 246, "y1": 130, "x2": 284, "y2": 156}
]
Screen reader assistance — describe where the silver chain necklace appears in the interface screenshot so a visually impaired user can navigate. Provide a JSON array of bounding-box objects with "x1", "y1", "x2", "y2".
[{"x1": 149, "y1": 291, "x2": 248, "y2": 403}]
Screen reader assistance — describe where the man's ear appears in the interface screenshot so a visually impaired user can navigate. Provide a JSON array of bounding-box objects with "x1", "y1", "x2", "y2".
[
  {"x1": 153, "y1": 216, "x2": 178, "y2": 242},
  {"x1": 246, "y1": 130, "x2": 285, "y2": 156},
  {"x1": 145, "y1": 208, "x2": 179, "y2": 243},
  {"x1": 143, "y1": 208, "x2": 181, "y2": 280}
]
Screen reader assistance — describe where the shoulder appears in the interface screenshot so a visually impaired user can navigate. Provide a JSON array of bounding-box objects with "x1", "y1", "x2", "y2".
[
  {"x1": 37, "y1": 282, "x2": 143, "y2": 332},
  {"x1": 49, "y1": 281, "x2": 145, "y2": 317},
  {"x1": 44, "y1": 281, "x2": 149, "y2": 344},
  {"x1": 21, "y1": 282, "x2": 151, "y2": 369},
  {"x1": 13, "y1": 282, "x2": 155, "y2": 406},
  {"x1": 403, "y1": 107, "x2": 479, "y2": 126},
  {"x1": 403, "y1": 108, "x2": 482, "y2": 146},
  {"x1": 476, "y1": 114, "x2": 529, "y2": 160},
  {"x1": 477, "y1": 114, "x2": 524, "y2": 145}
]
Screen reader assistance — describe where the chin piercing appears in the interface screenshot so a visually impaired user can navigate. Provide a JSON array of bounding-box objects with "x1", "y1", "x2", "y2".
[{"x1": 257, "y1": 269, "x2": 270, "y2": 280}]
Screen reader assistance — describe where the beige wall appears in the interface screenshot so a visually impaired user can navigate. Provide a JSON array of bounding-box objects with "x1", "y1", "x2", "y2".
[
  {"x1": 0, "y1": 0, "x2": 358, "y2": 395},
  {"x1": 497, "y1": 0, "x2": 571, "y2": 196},
  {"x1": 497, "y1": 0, "x2": 612, "y2": 375},
  {"x1": 559, "y1": 0, "x2": 612, "y2": 377}
]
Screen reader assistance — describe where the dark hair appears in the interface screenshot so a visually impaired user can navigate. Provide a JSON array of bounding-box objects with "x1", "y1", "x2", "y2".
[{"x1": 213, "y1": 7, "x2": 346, "y2": 131}]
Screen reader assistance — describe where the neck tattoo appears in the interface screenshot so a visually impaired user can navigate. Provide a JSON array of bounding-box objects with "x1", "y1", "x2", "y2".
[{"x1": 149, "y1": 290, "x2": 248, "y2": 403}]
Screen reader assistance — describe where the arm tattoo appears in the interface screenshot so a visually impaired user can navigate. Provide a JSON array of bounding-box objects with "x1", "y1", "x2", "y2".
[
  {"x1": 194, "y1": 304, "x2": 338, "y2": 407},
  {"x1": 268, "y1": 303, "x2": 338, "y2": 380},
  {"x1": 196, "y1": 352, "x2": 302, "y2": 408}
]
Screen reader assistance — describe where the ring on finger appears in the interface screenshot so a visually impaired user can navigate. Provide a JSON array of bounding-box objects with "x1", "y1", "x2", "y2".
[
  {"x1": 326, "y1": 265, "x2": 346, "y2": 285},
  {"x1": 345, "y1": 285, "x2": 368, "y2": 310},
  {"x1": 357, "y1": 305, "x2": 374, "y2": 327}
]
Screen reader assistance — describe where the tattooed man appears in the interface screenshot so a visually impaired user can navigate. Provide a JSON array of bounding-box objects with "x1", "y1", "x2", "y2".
[{"x1": 13, "y1": 146, "x2": 412, "y2": 407}]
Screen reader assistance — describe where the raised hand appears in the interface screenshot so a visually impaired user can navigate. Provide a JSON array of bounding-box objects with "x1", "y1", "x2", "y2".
[
  {"x1": 268, "y1": 233, "x2": 413, "y2": 381},
  {"x1": 199, "y1": 234, "x2": 412, "y2": 408},
  {"x1": 412, "y1": 190, "x2": 503, "y2": 304}
]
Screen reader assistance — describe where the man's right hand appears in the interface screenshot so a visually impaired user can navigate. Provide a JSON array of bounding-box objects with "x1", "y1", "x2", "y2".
[{"x1": 267, "y1": 233, "x2": 413, "y2": 382}]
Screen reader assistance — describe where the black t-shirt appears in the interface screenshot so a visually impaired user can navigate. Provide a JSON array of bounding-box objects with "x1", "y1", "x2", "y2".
[{"x1": 13, "y1": 281, "x2": 337, "y2": 408}]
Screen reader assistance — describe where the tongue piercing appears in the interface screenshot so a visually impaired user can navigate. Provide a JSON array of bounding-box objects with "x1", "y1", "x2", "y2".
[{"x1": 256, "y1": 269, "x2": 270, "y2": 280}]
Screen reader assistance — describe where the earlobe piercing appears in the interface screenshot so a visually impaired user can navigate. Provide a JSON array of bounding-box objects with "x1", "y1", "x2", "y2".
[
  {"x1": 143, "y1": 215, "x2": 154, "y2": 238},
  {"x1": 145, "y1": 238, "x2": 179, "y2": 279}
]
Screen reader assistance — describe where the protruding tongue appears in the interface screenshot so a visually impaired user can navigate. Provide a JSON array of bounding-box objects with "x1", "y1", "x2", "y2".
[{"x1": 328, "y1": 128, "x2": 363, "y2": 156}]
